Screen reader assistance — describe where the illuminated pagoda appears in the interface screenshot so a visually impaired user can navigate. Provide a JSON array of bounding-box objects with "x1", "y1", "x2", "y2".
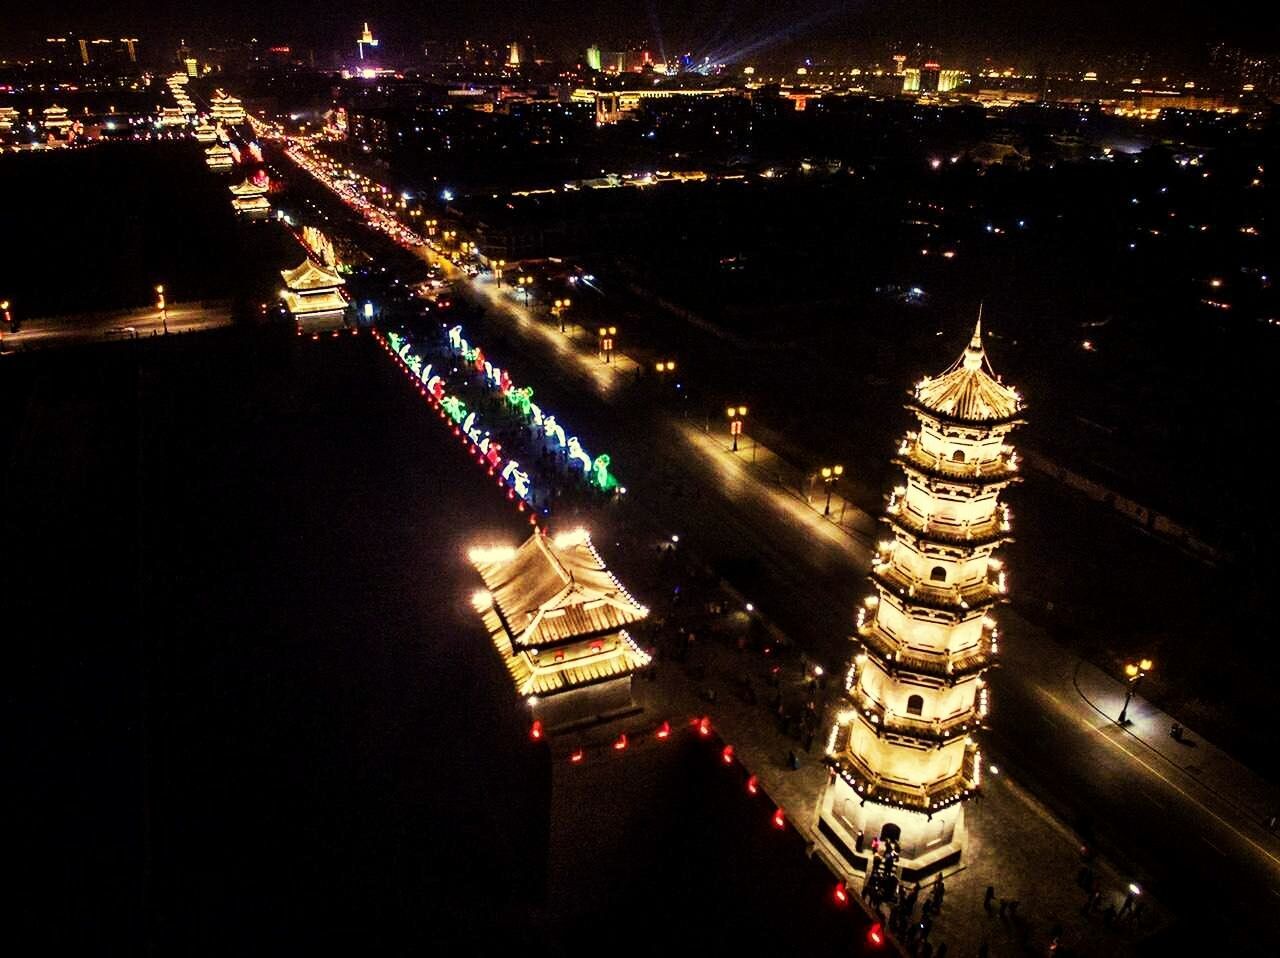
[
  {"x1": 818, "y1": 318, "x2": 1024, "y2": 878},
  {"x1": 193, "y1": 122, "x2": 217, "y2": 143},
  {"x1": 209, "y1": 91, "x2": 245, "y2": 125},
  {"x1": 159, "y1": 107, "x2": 187, "y2": 128},
  {"x1": 469, "y1": 528, "x2": 652, "y2": 729},
  {"x1": 229, "y1": 178, "x2": 270, "y2": 215},
  {"x1": 279, "y1": 257, "x2": 348, "y2": 317},
  {"x1": 204, "y1": 144, "x2": 234, "y2": 170},
  {"x1": 42, "y1": 104, "x2": 72, "y2": 136}
]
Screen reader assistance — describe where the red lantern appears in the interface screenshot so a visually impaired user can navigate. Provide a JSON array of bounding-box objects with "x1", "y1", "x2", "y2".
[
  {"x1": 655, "y1": 720, "x2": 671, "y2": 740},
  {"x1": 833, "y1": 882, "x2": 848, "y2": 906},
  {"x1": 772, "y1": 807, "x2": 786, "y2": 830},
  {"x1": 696, "y1": 716, "x2": 712, "y2": 738},
  {"x1": 867, "y1": 923, "x2": 885, "y2": 948},
  {"x1": 721, "y1": 745, "x2": 735, "y2": 765},
  {"x1": 570, "y1": 749, "x2": 584, "y2": 764},
  {"x1": 529, "y1": 720, "x2": 543, "y2": 742},
  {"x1": 613, "y1": 733, "x2": 628, "y2": 751},
  {"x1": 746, "y1": 774, "x2": 759, "y2": 795}
]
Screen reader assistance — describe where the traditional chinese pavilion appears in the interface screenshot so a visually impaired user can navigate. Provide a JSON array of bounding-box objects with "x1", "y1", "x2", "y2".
[
  {"x1": 279, "y1": 258, "x2": 347, "y2": 316},
  {"x1": 229, "y1": 178, "x2": 270, "y2": 215},
  {"x1": 469, "y1": 528, "x2": 651, "y2": 729},
  {"x1": 204, "y1": 144, "x2": 233, "y2": 170}
]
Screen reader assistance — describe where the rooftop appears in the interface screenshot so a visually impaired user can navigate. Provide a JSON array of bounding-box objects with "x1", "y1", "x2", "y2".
[{"x1": 911, "y1": 318, "x2": 1023, "y2": 424}]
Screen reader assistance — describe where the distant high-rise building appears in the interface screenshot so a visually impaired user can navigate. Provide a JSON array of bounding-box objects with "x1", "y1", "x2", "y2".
[
  {"x1": 893, "y1": 54, "x2": 906, "y2": 75},
  {"x1": 921, "y1": 61, "x2": 941, "y2": 93},
  {"x1": 586, "y1": 45, "x2": 602, "y2": 72},
  {"x1": 358, "y1": 22, "x2": 378, "y2": 61}
]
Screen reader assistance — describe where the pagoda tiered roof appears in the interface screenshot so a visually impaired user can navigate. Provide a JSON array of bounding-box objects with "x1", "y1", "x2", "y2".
[
  {"x1": 909, "y1": 319, "x2": 1023, "y2": 425},
  {"x1": 870, "y1": 563, "x2": 1002, "y2": 614},
  {"x1": 828, "y1": 742, "x2": 980, "y2": 814},
  {"x1": 857, "y1": 619, "x2": 994, "y2": 681},
  {"x1": 895, "y1": 443, "x2": 1020, "y2": 487}
]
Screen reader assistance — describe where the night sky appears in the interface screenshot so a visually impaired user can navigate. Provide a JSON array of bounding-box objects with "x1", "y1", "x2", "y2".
[{"x1": 8, "y1": 0, "x2": 1277, "y2": 64}]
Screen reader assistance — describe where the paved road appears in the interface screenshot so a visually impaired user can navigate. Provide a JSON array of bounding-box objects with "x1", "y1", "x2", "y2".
[
  {"x1": 275, "y1": 144, "x2": 1280, "y2": 953},
  {"x1": 2, "y1": 303, "x2": 233, "y2": 351}
]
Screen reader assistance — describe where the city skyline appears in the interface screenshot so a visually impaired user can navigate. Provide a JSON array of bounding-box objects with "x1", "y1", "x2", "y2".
[{"x1": 8, "y1": 0, "x2": 1279, "y2": 66}]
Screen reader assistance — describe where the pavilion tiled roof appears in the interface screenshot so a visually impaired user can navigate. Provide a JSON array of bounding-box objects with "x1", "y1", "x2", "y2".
[{"x1": 472, "y1": 530, "x2": 647, "y2": 650}]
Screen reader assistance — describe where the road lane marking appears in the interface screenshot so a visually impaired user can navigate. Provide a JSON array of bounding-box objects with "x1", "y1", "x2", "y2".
[{"x1": 1029, "y1": 681, "x2": 1280, "y2": 871}]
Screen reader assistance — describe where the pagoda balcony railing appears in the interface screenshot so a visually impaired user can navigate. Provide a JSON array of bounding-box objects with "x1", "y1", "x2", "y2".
[
  {"x1": 850, "y1": 687, "x2": 978, "y2": 743},
  {"x1": 858, "y1": 622, "x2": 994, "y2": 680},
  {"x1": 896, "y1": 443, "x2": 1019, "y2": 485},
  {"x1": 870, "y1": 562, "x2": 1002, "y2": 613},
  {"x1": 829, "y1": 746, "x2": 978, "y2": 814},
  {"x1": 886, "y1": 505, "x2": 1010, "y2": 547}
]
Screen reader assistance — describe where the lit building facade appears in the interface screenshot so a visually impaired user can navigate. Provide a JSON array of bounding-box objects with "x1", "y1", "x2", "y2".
[
  {"x1": 818, "y1": 321, "x2": 1023, "y2": 878},
  {"x1": 229, "y1": 178, "x2": 270, "y2": 215},
  {"x1": 279, "y1": 259, "x2": 348, "y2": 316},
  {"x1": 210, "y1": 92, "x2": 246, "y2": 125},
  {"x1": 470, "y1": 529, "x2": 651, "y2": 730}
]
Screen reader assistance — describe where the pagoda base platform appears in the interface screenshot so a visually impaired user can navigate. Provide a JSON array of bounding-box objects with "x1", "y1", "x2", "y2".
[
  {"x1": 818, "y1": 773, "x2": 967, "y2": 880},
  {"x1": 531, "y1": 676, "x2": 637, "y2": 732}
]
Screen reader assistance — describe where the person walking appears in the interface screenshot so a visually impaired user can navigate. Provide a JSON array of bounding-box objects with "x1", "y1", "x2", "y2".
[{"x1": 932, "y1": 877, "x2": 946, "y2": 911}]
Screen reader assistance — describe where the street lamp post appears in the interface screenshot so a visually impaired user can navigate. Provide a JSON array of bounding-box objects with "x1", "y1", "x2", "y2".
[
  {"x1": 494, "y1": 258, "x2": 506, "y2": 287},
  {"x1": 553, "y1": 298, "x2": 572, "y2": 332},
  {"x1": 726, "y1": 405, "x2": 748, "y2": 452},
  {"x1": 821, "y1": 464, "x2": 845, "y2": 515},
  {"x1": 517, "y1": 275, "x2": 532, "y2": 307},
  {"x1": 1118, "y1": 658, "x2": 1153, "y2": 724},
  {"x1": 155, "y1": 284, "x2": 168, "y2": 334},
  {"x1": 597, "y1": 325, "x2": 616, "y2": 362},
  {"x1": 1, "y1": 300, "x2": 11, "y2": 343}
]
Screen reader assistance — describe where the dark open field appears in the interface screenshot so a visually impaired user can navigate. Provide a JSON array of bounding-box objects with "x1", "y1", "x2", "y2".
[{"x1": 4, "y1": 329, "x2": 878, "y2": 953}]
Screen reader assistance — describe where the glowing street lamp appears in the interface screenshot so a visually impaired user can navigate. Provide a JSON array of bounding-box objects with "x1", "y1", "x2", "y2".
[
  {"x1": 516, "y1": 274, "x2": 533, "y2": 306},
  {"x1": 155, "y1": 284, "x2": 168, "y2": 334},
  {"x1": 821, "y1": 464, "x2": 845, "y2": 516},
  {"x1": 597, "y1": 325, "x2": 616, "y2": 362},
  {"x1": 552, "y1": 297, "x2": 572, "y2": 332},
  {"x1": 726, "y1": 405, "x2": 748, "y2": 452},
  {"x1": 1118, "y1": 658, "x2": 1153, "y2": 724},
  {"x1": 494, "y1": 258, "x2": 507, "y2": 287},
  {"x1": 654, "y1": 359, "x2": 676, "y2": 378}
]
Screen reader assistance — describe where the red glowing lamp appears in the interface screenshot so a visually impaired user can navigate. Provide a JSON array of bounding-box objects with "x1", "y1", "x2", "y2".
[
  {"x1": 529, "y1": 720, "x2": 543, "y2": 741},
  {"x1": 613, "y1": 732, "x2": 628, "y2": 751},
  {"x1": 721, "y1": 745, "x2": 735, "y2": 764},
  {"x1": 771, "y1": 807, "x2": 785, "y2": 830},
  {"x1": 570, "y1": 749, "x2": 584, "y2": 764},
  {"x1": 833, "y1": 882, "x2": 848, "y2": 906},
  {"x1": 746, "y1": 774, "x2": 759, "y2": 795},
  {"x1": 696, "y1": 716, "x2": 712, "y2": 737},
  {"x1": 655, "y1": 720, "x2": 671, "y2": 740},
  {"x1": 867, "y1": 922, "x2": 885, "y2": 947}
]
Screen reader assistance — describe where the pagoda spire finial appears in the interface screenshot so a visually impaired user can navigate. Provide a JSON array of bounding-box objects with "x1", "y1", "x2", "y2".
[{"x1": 963, "y1": 304, "x2": 985, "y2": 371}]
